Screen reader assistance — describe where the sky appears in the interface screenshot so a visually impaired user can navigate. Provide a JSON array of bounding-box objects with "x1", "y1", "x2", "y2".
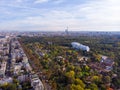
[{"x1": 0, "y1": 0, "x2": 119, "y2": 31}]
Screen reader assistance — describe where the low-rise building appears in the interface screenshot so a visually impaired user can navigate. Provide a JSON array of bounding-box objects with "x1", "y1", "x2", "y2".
[
  {"x1": 14, "y1": 63, "x2": 22, "y2": 75},
  {"x1": 0, "y1": 77, "x2": 13, "y2": 85},
  {"x1": 30, "y1": 74, "x2": 44, "y2": 90}
]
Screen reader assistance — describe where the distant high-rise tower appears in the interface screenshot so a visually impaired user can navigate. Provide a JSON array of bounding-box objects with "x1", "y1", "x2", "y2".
[{"x1": 65, "y1": 27, "x2": 69, "y2": 35}]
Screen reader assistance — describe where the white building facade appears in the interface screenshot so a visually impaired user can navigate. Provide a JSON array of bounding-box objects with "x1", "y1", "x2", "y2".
[{"x1": 71, "y1": 42, "x2": 90, "y2": 52}]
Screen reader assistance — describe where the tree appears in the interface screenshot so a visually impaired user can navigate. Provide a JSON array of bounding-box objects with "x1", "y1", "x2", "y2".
[
  {"x1": 0, "y1": 83, "x2": 17, "y2": 90},
  {"x1": 74, "y1": 78, "x2": 85, "y2": 88},
  {"x1": 66, "y1": 64, "x2": 75, "y2": 72},
  {"x1": 69, "y1": 84, "x2": 84, "y2": 90},
  {"x1": 103, "y1": 76, "x2": 111, "y2": 84},
  {"x1": 92, "y1": 76, "x2": 101, "y2": 84},
  {"x1": 65, "y1": 70, "x2": 75, "y2": 78},
  {"x1": 65, "y1": 70, "x2": 75, "y2": 84},
  {"x1": 89, "y1": 83, "x2": 98, "y2": 90}
]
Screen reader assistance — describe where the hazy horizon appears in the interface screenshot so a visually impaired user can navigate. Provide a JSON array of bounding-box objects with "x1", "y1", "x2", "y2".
[{"x1": 0, "y1": 0, "x2": 119, "y2": 31}]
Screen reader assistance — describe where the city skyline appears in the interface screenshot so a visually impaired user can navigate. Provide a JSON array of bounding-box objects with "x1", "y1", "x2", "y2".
[{"x1": 0, "y1": 0, "x2": 119, "y2": 31}]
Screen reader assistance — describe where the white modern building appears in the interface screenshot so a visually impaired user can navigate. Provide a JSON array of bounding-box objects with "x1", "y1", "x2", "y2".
[{"x1": 71, "y1": 42, "x2": 90, "y2": 52}]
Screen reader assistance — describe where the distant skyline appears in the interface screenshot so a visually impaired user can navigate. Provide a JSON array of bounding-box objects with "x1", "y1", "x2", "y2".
[{"x1": 0, "y1": 0, "x2": 119, "y2": 31}]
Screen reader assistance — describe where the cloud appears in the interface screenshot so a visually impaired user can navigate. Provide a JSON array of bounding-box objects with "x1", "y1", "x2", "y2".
[
  {"x1": 53, "y1": 0, "x2": 65, "y2": 4},
  {"x1": 16, "y1": 0, "x2": 23, "y2": 3},
  {"x1": 68, "y1": 0, "x2": 120, "y2": 30},
  {"x1": 0, "y1": 0, "x2": 119, "y2": 31},
  {"x1": 34, "y1": 0, "x2": 49, "y2": 4},
  {"x1": 34, "y1": 0, "x2": 65, "y2": 4}
]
